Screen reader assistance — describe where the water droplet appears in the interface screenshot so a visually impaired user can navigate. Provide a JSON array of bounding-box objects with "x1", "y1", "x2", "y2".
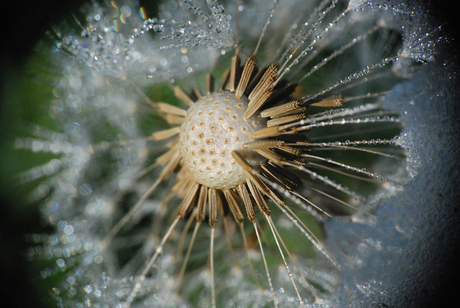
[{"x1": 79, "y1": 183, "x2": 93, "y2": 196}]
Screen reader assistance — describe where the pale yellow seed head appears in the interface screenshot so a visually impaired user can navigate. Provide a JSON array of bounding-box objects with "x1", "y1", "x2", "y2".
[{"x1": 180, "y1": 91, "x2": 265, "y2": 189}]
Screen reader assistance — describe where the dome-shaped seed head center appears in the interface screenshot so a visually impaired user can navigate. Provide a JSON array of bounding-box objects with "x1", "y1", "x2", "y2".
[{"x1": 180, "y1": 91, "x2": 265, "y2": 189}]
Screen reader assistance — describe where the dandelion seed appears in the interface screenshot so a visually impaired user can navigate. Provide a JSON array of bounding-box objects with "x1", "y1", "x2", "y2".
[{"x1": 11, "y1": 0, "x2": 458, "y2": 307}]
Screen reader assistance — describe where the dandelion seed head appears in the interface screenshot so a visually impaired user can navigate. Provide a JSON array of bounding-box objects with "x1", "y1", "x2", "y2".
[{"x1": 180, "y1": 91, "x2": 265, "y2": 189}]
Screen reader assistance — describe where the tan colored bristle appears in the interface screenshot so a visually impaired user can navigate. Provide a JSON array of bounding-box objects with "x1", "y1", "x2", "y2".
[
  {"x1": 260, "y1": 100, "x2": 302, "y2": 118},
  {"x1": 277, "y1": 145, "x2": 302, "y2": 156},
  {"x1": 220, "y1": 69, "x2": 231, "y2": 91},
  {"x1": 177, "y1": 182, "x2": 200, "y2": 218},
  {"x1": 249, "y1": 126, "x2": 283, "y2": 139},
  {"x1": 159, "y1": 150, "x2": 181, "y2": 181},
  {"x1": 228, "y1": 52, "x2": 241, "y2": 92},
  {"x1": 150, "y1": 126, "x2": 181, "y2": 141},
  {"x1": 224, "y1": 189, "x2": 244, "y2": 223},
  {"x1": 310, "y1": 95, "x2": 344, "y2": 107},
  {"x1": 208, "y1": 188, "x2": 218, "y2": 228},
  {"x1": 246, "y1": 180, "x2": 270, "y2": 215},
  {"x1": 243, "y1": 140, "x2": 284, "y2": 150},
  {"x1": 155, "y1": 102, "x2": 188, "y2": 116},
  {"x1": 165, "y1": 115, "x2": 185, "y2": 125},
  {"x1": 255, "y1": 149, "x2": 287, "y2": 165},
  {"x1": 196, "y1": 185, "x2": 208, "y2": 222},
  {"x1": 156, "y1": 145, "x2": 180, "y2": 165},
  {"x1": 272, "y1": 106, "x2": 307, "y2": 118},
  {"x1": 267, "y1": 113, "x2": 306, "y2": 127},
  {"x1": 245, "y1": 64, "x2": 279, "y2": 119},
  {"x1": 174, "y1": 86, "x2": 194, "y2": 106},
  {"x1": 237, "y1": 183, "x2": 256, "y2": 223},
  {"x1": 235, "y1": 55, "x2": 256, "y2": 99},
  {"x1": 193, "y1": 87, "x2": 203, "y2": 99}
]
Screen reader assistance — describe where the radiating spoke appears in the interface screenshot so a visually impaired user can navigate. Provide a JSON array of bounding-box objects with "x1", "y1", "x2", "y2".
[
  {"x1": 102, "y1": 177, "x2": 162, "y2": 249},
  {"x1": 265, "y1": 214, "x2": 304, "y2": 305},
  {"x1": 127, "y1": 217, "x2": 180, "y2": 308},
  {"x1": 253, "y1": 222, "x2": 278, "y2": 307},
  {"x1": 176, "y1": 220, "x2": 201, "y2": 294}
]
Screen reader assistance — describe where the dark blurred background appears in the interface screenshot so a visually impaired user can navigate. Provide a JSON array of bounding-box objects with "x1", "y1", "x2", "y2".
[
  {"x1": 0, "y1": 1, "x2": 459, "y2": 307},
  {"x1": 1, "y1": 3, "x2": 86, "y2": 308}
]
